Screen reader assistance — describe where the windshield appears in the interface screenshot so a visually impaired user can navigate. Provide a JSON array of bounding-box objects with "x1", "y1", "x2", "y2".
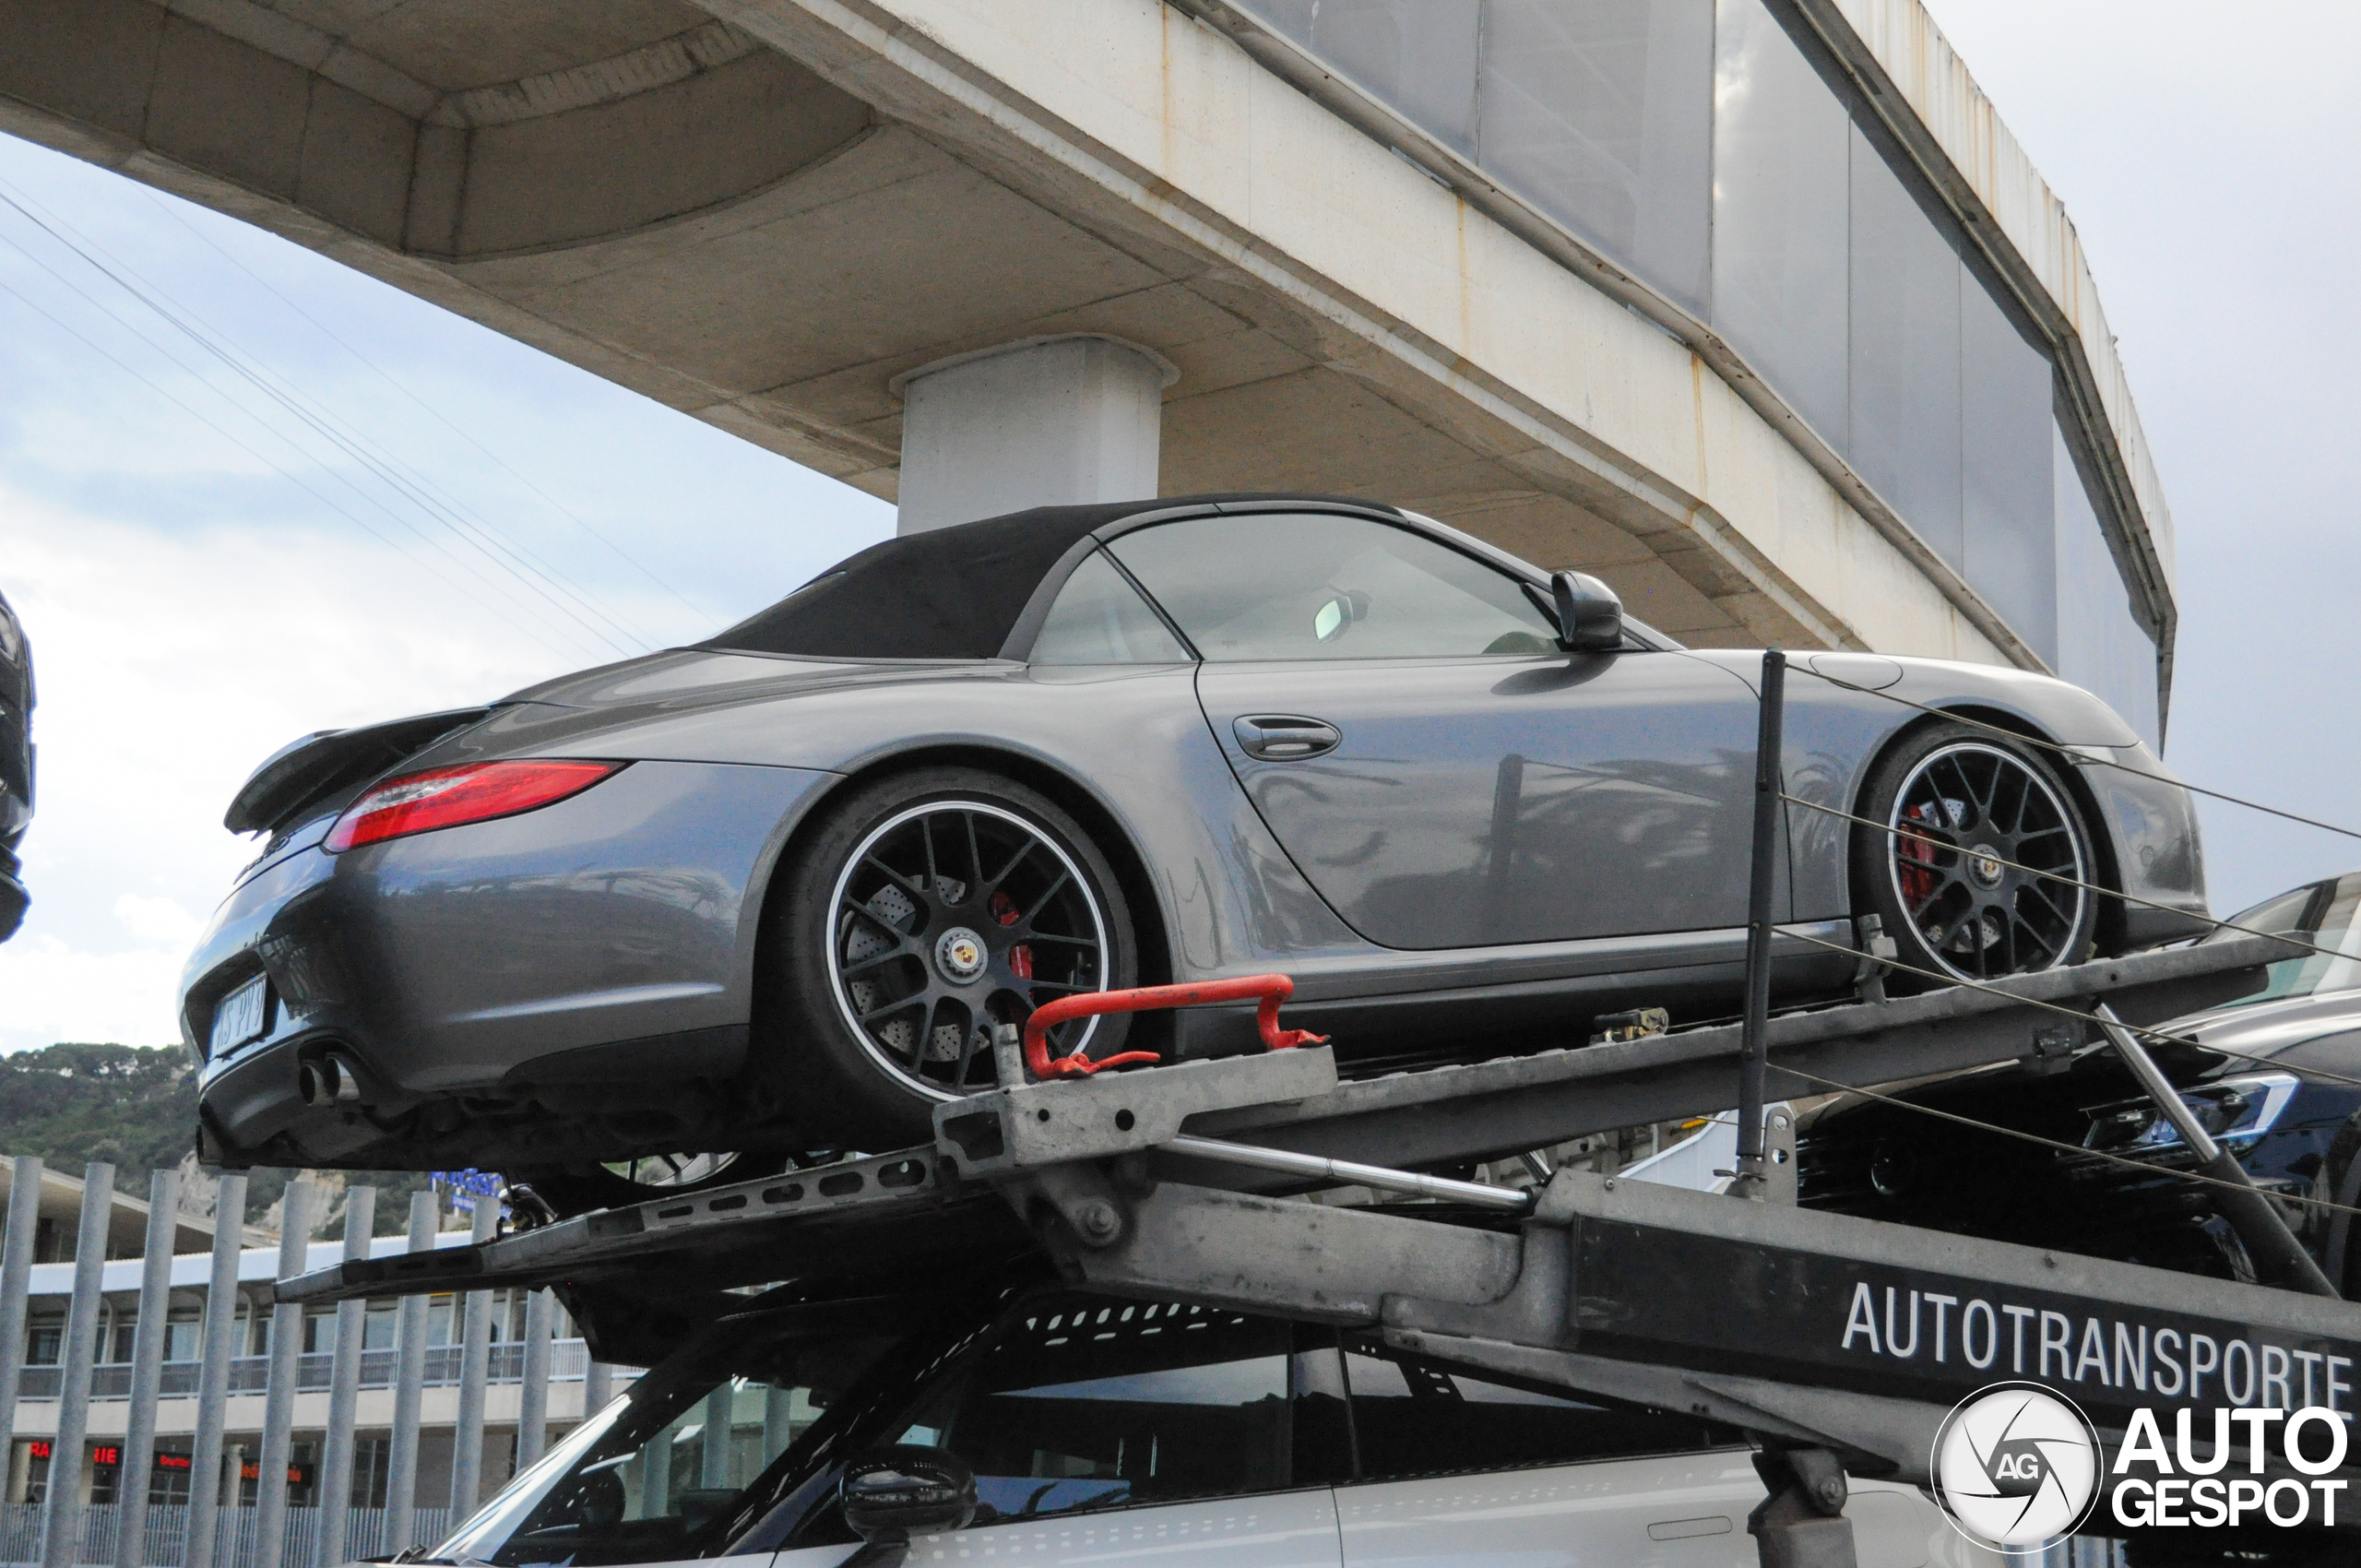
[
  {"x1": 2211, "y1": 871, "x2": 2361, "y2": 1007},
  {"x1": 429, "y1": 1301, "x2": 911, "y2": 1567}
]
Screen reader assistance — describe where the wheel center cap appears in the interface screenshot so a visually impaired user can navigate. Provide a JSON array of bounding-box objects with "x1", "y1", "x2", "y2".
[
  {"x1": 934, "y1": 926, "x2": 989, "y2": 983},
  {"x1": 1968, "y1": 845, "x2": 2006, "y2": 888}
]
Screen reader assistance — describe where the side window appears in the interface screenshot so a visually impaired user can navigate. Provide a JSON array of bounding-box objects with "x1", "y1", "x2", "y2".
[
  {"x1": 894, "y1": 1298, "x2": 1294, "y2": 1520},
  {"x1": 1108, "y1": 512, "x2": 1561, "y2": 660},
  {"x1": 1027, "y1": 552, "x2": 1193, "y2": 665},
  {"x1": 1341, "y1": 1341, "x2": 1739, "y2": 1480}
]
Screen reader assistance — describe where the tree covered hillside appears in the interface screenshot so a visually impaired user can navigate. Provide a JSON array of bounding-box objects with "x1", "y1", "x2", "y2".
[
  {"x1": 0, "y1": 1042, "x2": 434, "y2": 1233},
  {"x1": 0, "y1": 1042, "x2": 199, "y2": 1173}
]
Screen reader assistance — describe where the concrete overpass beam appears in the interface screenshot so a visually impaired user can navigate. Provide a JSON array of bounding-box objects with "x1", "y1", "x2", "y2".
[{"x1": 894, "y1": 335, "x2": 1177, "y2": 534}]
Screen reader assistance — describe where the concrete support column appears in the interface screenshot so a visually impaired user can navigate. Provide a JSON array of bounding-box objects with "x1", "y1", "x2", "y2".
[
  {"x1": 42, "y1": 1162, "x2": 115, "y2": 1568},
  {"x1": 253, "y1": 1181, "x2": 314, "y2": 1568},
  {"x1": 762, "y1": 1386, "x2": 793, "y2": 1467},
  {"x1": 313, "y1": 1189, "x2": 374, "y2": 1568},
  {"x1": 383, "y1": 1194, "x2": 437, "y2": 1556},
  {"x1": 697, "y1": 1386, "x2": 733, "y2": 1491},
  {"x1": 515, "y1": 1290, "x2": 553, "y2": 1471},
  {"x1": 115, "y1": 1170, "x2": 181, "y2": 1568},
  {"x1": 0, "y1": 1157, "x2": 43, "y2": 1488},
  {"x1": 894, "y1": 335, "x2": 1176, "y2": 534},
  {"x1": 583, "y1": 1360, "x2": 612, "y2": 1415},
  {"x1": 184, "y1": 1174, "x2": 247, "y2": 1568},
  {"x1": 445, "y1": 1202, "x2": 499, "y2": 1518}
]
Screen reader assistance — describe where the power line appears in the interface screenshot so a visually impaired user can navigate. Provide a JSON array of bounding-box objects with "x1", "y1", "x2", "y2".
[
  {"x1": 137, "y1": 187, "x2": 722, "y2": 627},
  {"x1": 0, "y1": 183, "x2": 650, "y2": 659},
  {"x1": 0, "y1": 274, "x2": 580, "y2": 659},
  {"x1": 1790, "y1": 662, "x2": 2361, "y2": 845}
]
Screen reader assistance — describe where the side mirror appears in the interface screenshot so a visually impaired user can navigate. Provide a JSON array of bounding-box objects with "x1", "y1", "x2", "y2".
[
  {"x1": 1550, "y1": 570, "x2": 1623, "y2": 652},
  {"x1": 840, "y1": 1446, "x2": 978, "y2": 1545}
]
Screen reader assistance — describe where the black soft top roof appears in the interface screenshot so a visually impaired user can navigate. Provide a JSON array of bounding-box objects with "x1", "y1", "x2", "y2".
[{"x1": 697, "y1": 494, "x2": 1392, "y2": 661}]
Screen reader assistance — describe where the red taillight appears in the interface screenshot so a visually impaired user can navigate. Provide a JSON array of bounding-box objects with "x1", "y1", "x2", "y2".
[{"x1": 325, "y1": 760, "x2": 623, "y2": 852}]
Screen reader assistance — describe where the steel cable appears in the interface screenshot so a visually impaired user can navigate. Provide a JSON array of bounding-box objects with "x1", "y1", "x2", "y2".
[
  {"x1": 1777, "y1": 790, "x2": 2360, "y2": 973},
  {"x1": 1787, "y1": 662, "x2": 2361, "y2": 844},
  {"x1": 1774, "y1": 1061, "x2": 2361, "y2": 1226},
  {"x1": 1771, "y1": 924, "x2": 2361, "y2": 1093}
]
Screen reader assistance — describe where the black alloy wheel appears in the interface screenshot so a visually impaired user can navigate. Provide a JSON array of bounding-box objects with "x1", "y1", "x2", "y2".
[
  {"x1": 769, "y1": 766, "x2": 1137, "y2": 1148},
  {"x1": 1852, "y1": 723, "x2": 2099, "y2": 987}
]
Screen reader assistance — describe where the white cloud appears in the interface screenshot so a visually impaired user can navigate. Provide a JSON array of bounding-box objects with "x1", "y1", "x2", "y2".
[
  {"x1": 0, "y1": 484, "x2": 586, "y2": 1053},
  {"x1": 0, "y1": 933, "x2": 190, "y2": 1049},
  {"x1": 113, "y1": 892, "x2": 203, "y2": 947}
]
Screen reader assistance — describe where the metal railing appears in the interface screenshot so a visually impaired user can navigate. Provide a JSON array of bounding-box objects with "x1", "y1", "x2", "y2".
[
  {"x1": 14, "y1": 1341, "x2": 594, "y2": 1402},
  {"x1": 0, "y1": 1502, "x2": 454, "y2": 1568}
]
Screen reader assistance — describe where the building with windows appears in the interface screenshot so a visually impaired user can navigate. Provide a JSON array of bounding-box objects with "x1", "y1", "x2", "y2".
[
  {"x1": 0, "y1": 0, "x2": 2176, "y2": 741},
  {"x1": 1, "y1": 1165, "x2": 613, "y2": 1565}
]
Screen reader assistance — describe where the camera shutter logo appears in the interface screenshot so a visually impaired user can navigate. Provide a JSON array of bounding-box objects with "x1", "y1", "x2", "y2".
[{"x1": 1931, "y1": 1383, "x2": 2103, "y2": 1549}]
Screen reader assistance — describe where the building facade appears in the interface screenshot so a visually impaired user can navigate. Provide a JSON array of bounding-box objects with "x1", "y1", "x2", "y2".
[{"x1": 0, "y1": 0, "x2": 2177, "y2": 742}]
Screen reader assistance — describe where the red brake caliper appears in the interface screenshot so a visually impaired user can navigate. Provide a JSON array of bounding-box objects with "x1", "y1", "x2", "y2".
[
  {"x1": 1897, "y1": 802, "x2": 1940, "y2": 909},
  {"x1": 990, "y1": 890, "x2": 1033, "y2": 979}
]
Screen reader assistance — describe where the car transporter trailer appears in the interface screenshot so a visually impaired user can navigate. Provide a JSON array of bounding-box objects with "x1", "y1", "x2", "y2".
[
  {"x1": 279, "y1": 928, "x2": 2361, "y2": 1566},
  {"x1": 280, "y1": 659, "x2": 2361, "y2": 1566}
]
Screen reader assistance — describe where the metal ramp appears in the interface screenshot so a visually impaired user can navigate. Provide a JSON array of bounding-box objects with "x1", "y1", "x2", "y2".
[{"x1": 277, "y1": 931, "x2": 2361, "y2": 1563}]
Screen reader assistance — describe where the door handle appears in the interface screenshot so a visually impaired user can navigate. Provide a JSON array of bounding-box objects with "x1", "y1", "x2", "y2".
[{"x1": 1233, "y1": 715, "x2": 1342, "y2": 761}]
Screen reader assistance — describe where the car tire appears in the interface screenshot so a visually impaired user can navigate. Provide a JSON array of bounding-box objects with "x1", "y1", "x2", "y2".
[
  {"x1": 763, "y1": 766, "x2": 1139, "y2": 1150},
  {"x1": 1850, "y1": 721, "x2": 2100, "y2": 988}
]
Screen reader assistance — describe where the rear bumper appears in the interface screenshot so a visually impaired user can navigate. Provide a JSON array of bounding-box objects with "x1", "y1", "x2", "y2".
[{"x1": 184, "y1": 759, "x2": 834, "y2": 1168}]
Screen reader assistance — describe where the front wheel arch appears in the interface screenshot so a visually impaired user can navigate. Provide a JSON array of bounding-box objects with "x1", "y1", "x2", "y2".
[{"x1": 1846, "y1": 706, "x2": 2127, "y2": 959}]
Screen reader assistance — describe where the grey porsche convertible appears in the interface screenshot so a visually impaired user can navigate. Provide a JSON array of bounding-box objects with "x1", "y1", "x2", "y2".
[{"x1": 183, "y1": 494, "x2": 2209, "y2": 1209}]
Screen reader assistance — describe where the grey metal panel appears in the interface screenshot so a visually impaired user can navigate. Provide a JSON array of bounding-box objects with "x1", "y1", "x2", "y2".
[
  {"x1": 0, "y1": 1157, "x2": 42, "y2": 1491},
  {"x1": 2053, "y1": 421, "x2": 2161, "y2": 748},
  {"x1": 252, "y1": 1180, "x2": 314, "y2": 1568},
  {"x1": 184, "y1": 1173, "x2": 247, "y2": 1568},
  {"x1": 1198, "y1": 648, "x2": 1766, "y2": 948},
  {"x1": 447, "y1": 1201, "x2": 500, "y2": 1517},
  {"x1": 115, "y1": 1169, "x2": 181, "y2": 1568},
  {"x1": 42, "y1": 1163, "x2": 113, "y2": 1568},
  {"x1": 1847, "y1": 119, "x2": 1964, "y2": 570},
  {"x1": 1962, "y1": 252, "x2": 2060, "y2": 668},
  {"x1": 314, "y1": 1187, "x2": 375, "y2": 1568},
  {"x1": 1241, "y1": 0, "x2": 1483, "y2": 158},
  {"x1": 383, "y1": 1194, "x2": 437, "y2": 1556},
  {"x1": 1477, "y1": 0, "x2": 1714, "y2": 313},
  {"x1": 1710, "y1": 0, "x2": 1852, "y2": 449}
]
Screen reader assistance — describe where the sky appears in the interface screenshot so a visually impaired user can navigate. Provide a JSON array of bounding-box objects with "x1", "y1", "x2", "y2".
[
  {"x1": 0, "y1": 135, "x2": 892, "y2": 1054},
  {"x1": 1, "y1": 2, "x2": 2357, "y2": 1053}
]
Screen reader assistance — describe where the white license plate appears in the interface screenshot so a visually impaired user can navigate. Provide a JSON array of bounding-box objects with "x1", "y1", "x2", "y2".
[{"x1": 209, "y1": 974, "x2": 269, "y2": 1055}]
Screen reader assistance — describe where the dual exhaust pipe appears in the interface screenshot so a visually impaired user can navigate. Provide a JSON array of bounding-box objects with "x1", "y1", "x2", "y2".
[{"x1": 299, "y1": 1051, "x2": 367, "y2": 1108}]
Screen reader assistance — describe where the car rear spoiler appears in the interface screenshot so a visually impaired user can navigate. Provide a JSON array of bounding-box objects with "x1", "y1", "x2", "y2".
[{"x1": 223, "y1": 707, "x2": 492, "y2": 835}]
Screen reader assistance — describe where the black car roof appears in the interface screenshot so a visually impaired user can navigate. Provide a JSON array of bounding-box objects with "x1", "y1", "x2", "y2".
[{"x1": 697, "y1": 493, "x2": 1400, "y2": 661}]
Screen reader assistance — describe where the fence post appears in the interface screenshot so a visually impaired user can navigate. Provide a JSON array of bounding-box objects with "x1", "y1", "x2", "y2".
[
  {"x1": 41, "y1": 1162, "x2": 115, "y2": 1568},
  {"x1": 515, "y1": 1290, "x2": 552, "y2": 1471},
  {"x1": 252, "y1": 1181, "x2": 314, "y2": 1568},
  {"x1": 382, "y1": 1194, "x2": 436, "y2": 1557},
  {"x1": 583, "y1": 1360, "x2": 611, "y2": 1416},
  {"x1": 116, "y1": 1169, "x2": 181, "y2": 1568},
  {"x1": 1733, "y1": 648, "x2": 1786, "y2": 1200},
  {"x1": 445, "y1": 1203, "x2": 497, "y2": 1519},
  {"x1": 0, "y1": 1157, "x2": 42, "y2": 1488},
  {"x1": 313, "y1": 1188, "x2": 374, "y2": 1568},
  {"x1": 184, "y1": 1174, "x2": 248, "y2": 1568}
]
